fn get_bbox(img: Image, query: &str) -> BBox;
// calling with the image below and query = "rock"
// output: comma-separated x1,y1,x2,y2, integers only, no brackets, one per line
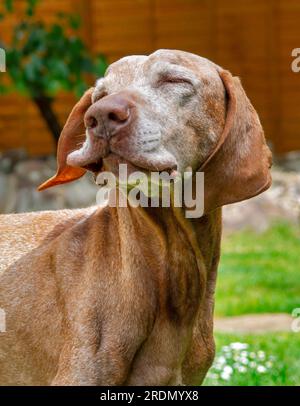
223,167,300,233
0,173,8,212
276,151,300,172
14,159,55,187
63,175,98,209
0,155,99,214
0,173,17,213
0,149,27,174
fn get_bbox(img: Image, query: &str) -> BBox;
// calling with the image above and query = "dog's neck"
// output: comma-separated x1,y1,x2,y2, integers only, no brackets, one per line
113,203,208,303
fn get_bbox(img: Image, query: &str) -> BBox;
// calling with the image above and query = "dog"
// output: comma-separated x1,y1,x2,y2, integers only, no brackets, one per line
0,49,272,385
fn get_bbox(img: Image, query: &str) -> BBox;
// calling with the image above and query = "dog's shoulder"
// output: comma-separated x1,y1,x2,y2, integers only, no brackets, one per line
0,206,98,274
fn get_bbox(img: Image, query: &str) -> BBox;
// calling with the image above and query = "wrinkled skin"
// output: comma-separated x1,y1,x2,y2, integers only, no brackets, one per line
0,50,271,385
68,50,225,175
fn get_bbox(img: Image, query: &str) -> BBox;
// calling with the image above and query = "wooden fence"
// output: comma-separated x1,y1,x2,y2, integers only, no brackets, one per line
0,0,300,155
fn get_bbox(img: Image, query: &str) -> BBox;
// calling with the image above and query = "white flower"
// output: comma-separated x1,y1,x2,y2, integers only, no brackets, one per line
240,357,249,365
207,372,218,380
207,342,276,385
215,363,225,371
257,365,267,373
220,366,233,381
220,372,231,380
229,342,249,351
217,356,226,365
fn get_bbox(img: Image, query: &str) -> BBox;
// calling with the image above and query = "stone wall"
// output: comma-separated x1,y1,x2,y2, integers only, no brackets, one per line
0,153,97,214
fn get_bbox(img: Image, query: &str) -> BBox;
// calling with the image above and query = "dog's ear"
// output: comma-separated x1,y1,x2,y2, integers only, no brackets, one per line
202,70,272,212
38,88,94,191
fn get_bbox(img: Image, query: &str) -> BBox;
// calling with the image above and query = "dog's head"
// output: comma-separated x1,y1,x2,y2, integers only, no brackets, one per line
39,49,272,212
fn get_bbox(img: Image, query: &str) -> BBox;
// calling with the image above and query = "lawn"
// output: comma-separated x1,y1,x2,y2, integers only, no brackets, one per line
205,223,300,386
215,223,300,317
204,332,300,386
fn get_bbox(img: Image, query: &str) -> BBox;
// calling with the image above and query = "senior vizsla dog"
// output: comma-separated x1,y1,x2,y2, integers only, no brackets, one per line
0,50,272,386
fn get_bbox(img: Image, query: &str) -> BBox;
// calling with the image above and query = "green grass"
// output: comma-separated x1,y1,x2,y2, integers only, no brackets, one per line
215,223,300,317
204,332,300,386
204,223,300,386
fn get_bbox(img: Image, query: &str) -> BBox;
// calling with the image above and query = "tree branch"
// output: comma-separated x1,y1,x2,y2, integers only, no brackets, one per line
32,95,62,144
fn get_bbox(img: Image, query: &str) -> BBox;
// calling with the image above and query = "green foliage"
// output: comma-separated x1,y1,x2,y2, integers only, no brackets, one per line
215,223,300,316
0,0,107,98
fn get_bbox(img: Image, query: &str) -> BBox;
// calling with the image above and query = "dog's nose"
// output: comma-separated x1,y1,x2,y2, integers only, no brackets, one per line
85,94,132,138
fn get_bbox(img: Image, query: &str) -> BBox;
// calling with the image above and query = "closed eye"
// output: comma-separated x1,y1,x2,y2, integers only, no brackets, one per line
157,75,194,88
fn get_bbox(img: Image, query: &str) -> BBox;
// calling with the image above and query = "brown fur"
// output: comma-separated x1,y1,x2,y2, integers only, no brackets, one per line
0,50,271,385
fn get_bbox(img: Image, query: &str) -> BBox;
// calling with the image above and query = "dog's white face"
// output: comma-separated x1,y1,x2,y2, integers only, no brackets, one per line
40,49,271,212
67,49,226,175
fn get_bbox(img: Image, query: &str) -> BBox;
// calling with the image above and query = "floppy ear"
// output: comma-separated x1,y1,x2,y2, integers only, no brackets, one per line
38,88,94,191
201,70,272,212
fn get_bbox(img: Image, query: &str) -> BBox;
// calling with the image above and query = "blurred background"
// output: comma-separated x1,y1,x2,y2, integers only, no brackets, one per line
0,0,300,386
